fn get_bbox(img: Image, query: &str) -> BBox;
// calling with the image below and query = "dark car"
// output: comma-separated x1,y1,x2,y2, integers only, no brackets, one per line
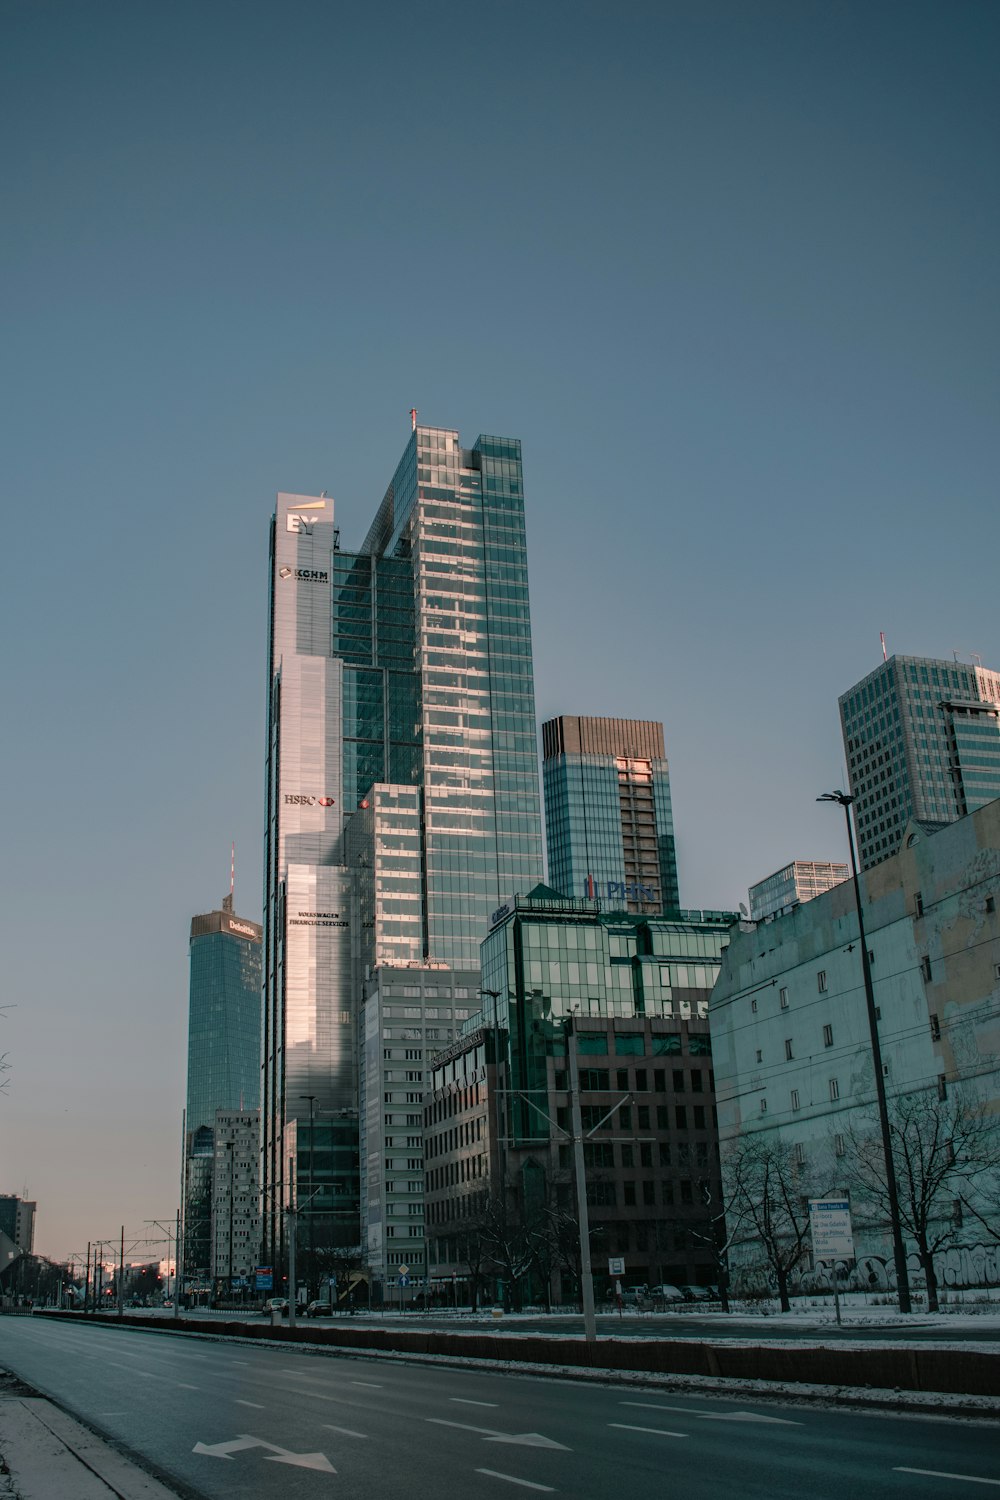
305,1300,333,1318
679,1284,713,1302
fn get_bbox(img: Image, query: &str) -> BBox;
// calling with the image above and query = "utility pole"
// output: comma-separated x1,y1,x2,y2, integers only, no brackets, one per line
818,791,912,1313
565,1014,597,1343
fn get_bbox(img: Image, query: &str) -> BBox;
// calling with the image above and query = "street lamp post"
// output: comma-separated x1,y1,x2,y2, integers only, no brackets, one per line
299,1095,317,1303
818,790,912,1313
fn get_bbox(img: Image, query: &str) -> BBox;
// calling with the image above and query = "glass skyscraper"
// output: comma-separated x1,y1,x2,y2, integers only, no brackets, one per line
542,715,679,914
262,425,543,1274
183,901,261,1278
839,654,1000,869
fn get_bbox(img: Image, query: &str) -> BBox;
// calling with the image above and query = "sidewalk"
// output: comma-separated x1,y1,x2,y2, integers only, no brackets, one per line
0,1374,182,1500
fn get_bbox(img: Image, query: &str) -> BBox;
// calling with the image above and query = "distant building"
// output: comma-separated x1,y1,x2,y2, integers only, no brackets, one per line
542,716,679,914
183,898,262,1279
748,860,848,922
711,798,1000,1292
839,653,1000,869
0,1196,35,1255
424,885,737,1302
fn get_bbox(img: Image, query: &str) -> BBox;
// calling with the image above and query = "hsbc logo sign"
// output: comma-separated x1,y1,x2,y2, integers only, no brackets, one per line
284,794,336,807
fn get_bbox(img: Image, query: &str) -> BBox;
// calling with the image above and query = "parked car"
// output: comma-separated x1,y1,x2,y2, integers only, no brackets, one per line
648,1284,686,1302
305,1300,333,1318
261,1298,289,1316
679,1284,713,1302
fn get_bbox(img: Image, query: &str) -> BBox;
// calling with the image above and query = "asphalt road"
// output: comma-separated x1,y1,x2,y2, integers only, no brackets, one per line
2,1317,998,1500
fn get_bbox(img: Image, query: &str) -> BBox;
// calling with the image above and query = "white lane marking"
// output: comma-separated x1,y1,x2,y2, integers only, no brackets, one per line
133,1371,156,1378
323,1424,369,1439
476,1471,555,1493
177,1384,199,1390
231,1360,250,1366
234,1400,266,1409
608,1423,687,1439
452,1398,500,1408
352,1381,383,1389
895,1469,1000,1488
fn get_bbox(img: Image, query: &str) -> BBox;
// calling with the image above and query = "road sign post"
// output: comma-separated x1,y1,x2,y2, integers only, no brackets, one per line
809,1198,855,1326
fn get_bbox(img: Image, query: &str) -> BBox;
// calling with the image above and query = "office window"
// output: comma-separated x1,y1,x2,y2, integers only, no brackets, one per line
817,971,827,993
823,1024,834,1048
779,987,789,1009
791,1089,800,1111
834,1134,845,1157
759,1098,767,1113
920,955,932,982
784,1039,793,1061
829,1078,840,1101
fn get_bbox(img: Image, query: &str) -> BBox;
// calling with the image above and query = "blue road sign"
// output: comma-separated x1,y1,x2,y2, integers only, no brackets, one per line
398,1274,410,1287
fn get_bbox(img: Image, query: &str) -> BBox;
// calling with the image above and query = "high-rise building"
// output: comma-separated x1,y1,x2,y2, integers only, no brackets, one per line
182,899,261,1279
839,654,1000,869
748,860,848,922
262,425,544,1279
542,716,679,913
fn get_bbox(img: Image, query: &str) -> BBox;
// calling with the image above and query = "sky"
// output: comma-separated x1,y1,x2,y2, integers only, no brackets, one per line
3,0,997,1264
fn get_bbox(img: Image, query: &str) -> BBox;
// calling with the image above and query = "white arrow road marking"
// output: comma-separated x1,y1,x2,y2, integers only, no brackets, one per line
608,1423,687,1439
487,1435,569,1451
476,1471,555,1493
193,1435,335,1471
895,1468,1000,1488
426,1419,569,1451
698,1412,803,1425
620,1401,801,1425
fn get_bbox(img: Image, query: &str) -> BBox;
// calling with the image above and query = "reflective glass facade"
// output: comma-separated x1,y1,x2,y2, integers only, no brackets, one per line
183,907,261,1278
542,716,679,914
263,429,543,1277
839,655,1000,869
748,860,848,922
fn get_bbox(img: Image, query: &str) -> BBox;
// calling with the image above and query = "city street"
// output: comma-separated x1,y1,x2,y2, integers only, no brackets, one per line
1,1316,997,1499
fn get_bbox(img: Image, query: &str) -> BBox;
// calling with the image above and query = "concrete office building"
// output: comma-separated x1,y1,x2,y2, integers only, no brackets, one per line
210,1110,261,1292
183,900,261,1279
262,425,544,1273
543,716,679,915
425,885,736,1301
748,860,848,923
710,799,1000,1292
839,653,1000,869
359,965,478,1291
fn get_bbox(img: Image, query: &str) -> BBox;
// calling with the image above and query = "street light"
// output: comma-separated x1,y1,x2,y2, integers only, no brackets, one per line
818,790,912,1313
299,1095,317,1303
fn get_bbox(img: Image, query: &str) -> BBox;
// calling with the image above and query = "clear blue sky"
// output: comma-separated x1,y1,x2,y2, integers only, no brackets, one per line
3,0,997,1261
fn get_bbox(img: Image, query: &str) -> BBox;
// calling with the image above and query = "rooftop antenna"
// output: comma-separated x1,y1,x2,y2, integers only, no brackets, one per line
222,843,235,913
410,408,417,432
880,631,888,662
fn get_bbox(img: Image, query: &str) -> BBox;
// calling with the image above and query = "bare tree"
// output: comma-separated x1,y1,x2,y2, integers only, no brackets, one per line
691,1175,745,1312
726,1135,812,1312
848,1088,994,1312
